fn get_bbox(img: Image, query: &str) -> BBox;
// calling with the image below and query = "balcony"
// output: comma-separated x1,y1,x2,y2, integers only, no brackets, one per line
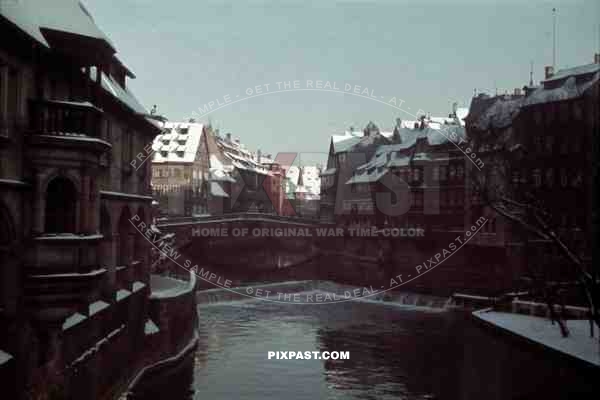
26,99,111,155
24,234,107,322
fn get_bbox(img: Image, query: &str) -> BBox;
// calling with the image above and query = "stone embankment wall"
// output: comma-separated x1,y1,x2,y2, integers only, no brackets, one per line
123,272,198,399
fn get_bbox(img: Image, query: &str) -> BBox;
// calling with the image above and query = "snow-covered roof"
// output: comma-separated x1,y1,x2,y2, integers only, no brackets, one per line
152,122,203,164
469,96,523,131
332,134,363,153
352,132,392,149
0,0,115,50
346,167,388,184
543,63,600,83
413,152,432,162
523,72,599,107
89,68,147,115
387,156,411,167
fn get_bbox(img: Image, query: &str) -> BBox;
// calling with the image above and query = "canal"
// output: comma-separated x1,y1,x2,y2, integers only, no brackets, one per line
145,281,597,400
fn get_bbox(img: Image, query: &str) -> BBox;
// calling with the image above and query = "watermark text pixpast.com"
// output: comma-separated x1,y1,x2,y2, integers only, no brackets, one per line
268,351,349,360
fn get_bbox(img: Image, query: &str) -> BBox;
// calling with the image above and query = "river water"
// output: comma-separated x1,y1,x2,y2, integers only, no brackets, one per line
149,282,598,400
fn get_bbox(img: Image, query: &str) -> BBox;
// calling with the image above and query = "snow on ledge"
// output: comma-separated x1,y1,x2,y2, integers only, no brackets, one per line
89,300,110,316
62,312,87,331
132,281,146,292
474,310,600,368
0,349,14,365
144,319,160,335
150,273,195,300
116,289,132,301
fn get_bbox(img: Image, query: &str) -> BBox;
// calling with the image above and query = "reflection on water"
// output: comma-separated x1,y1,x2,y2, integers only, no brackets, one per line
151,283,598,400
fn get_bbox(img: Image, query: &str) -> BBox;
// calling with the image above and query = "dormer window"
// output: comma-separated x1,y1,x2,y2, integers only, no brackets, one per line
160,151,168,157
163,140,170,145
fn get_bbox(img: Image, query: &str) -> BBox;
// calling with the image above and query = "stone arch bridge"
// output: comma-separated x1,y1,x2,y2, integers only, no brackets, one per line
152,213,510,296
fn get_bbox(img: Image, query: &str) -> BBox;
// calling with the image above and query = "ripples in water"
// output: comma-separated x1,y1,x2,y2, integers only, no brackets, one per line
146,282,599,400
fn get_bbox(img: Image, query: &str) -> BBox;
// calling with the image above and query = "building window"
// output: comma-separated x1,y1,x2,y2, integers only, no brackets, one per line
572,171,582,187
45,177,77,233
432,166,439,181
533,136,542,152
0,65,6,134
559,103,570,123
117,207,133,266
104,118,112,142
532,169,541,187
545,168,554,187
545,106,555,125
534,110,543,126
470,190,480,205
439,166,447,181
512,170,520,184
573,137,581,153
457,166,464,179
413,168,420,181
7,67,19,119
560,169,568,187
412,191,423,208
441,190,448,206
122,129,133,169
573,102,583,120
0,65,20,137
545,136,554,153
560,139,569,154
457,189,464,205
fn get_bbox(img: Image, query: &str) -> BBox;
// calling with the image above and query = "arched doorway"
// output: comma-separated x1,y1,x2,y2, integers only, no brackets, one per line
45,177,77,233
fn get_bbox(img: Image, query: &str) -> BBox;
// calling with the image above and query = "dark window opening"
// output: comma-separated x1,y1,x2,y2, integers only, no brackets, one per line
45,177,77,233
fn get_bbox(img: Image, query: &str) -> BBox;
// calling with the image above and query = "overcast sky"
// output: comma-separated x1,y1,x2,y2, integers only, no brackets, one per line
85,0,599,164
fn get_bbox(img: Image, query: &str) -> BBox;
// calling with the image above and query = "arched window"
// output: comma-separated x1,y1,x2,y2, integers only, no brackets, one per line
117,207,133,266
99,205,112,266
134,207,146,263
45,177,77,233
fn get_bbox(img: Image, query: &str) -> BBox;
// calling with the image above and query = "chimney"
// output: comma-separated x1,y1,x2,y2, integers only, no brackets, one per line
257,149,262,162
595,53,600,64
235,138,240,144
226,133,232,142
544,65,554,79
513,87,522,96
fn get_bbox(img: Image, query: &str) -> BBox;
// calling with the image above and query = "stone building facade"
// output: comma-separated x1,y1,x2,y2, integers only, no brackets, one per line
0,2,163,398
465,57,599,297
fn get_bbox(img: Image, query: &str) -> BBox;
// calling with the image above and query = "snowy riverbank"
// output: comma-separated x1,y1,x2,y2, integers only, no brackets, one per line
473,309,600,368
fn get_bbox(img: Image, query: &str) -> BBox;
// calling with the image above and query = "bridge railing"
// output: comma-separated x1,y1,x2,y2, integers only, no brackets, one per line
156,212,327,227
